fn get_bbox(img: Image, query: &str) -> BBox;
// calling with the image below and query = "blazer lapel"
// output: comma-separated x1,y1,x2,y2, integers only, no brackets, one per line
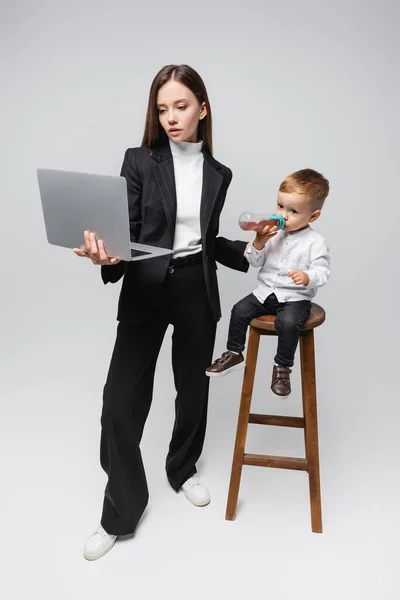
151,144,177,237
200,152,224,239
151,142,224,240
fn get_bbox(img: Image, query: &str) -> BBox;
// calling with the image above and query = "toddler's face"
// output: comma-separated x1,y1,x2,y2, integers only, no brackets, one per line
276,191,320,232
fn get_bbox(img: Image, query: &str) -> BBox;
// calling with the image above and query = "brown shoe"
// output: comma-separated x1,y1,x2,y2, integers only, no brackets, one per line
271,364,292,397
206,351,245,377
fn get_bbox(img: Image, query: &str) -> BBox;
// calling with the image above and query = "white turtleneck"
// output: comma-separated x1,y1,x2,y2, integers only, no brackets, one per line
169,138,203,258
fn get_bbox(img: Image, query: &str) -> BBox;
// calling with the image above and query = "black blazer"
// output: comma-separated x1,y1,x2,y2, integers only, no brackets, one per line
101,142,249,324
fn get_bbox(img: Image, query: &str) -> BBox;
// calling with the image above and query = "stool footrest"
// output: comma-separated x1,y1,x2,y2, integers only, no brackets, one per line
249,414,305,428
243,453,308,471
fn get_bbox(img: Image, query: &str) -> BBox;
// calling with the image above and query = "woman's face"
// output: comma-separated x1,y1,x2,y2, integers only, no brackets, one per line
157,80,207,143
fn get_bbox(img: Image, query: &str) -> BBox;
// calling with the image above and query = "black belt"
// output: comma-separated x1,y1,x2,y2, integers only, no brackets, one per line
169,251,203,269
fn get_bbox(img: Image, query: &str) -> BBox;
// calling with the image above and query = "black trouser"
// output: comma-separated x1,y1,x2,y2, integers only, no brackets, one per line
99,260,216,535
227,293,311,367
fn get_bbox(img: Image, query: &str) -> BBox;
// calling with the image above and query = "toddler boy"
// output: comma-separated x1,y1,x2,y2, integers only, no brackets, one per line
206,169,330,397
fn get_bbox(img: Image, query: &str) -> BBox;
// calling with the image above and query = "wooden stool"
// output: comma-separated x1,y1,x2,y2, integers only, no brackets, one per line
225,302,325,533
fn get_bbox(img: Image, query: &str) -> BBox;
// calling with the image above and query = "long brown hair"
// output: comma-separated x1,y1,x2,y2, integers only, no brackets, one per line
141,64,213,154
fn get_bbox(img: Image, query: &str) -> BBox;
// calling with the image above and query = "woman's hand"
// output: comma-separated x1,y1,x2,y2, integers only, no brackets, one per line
253,224,278,251
73,231,121,265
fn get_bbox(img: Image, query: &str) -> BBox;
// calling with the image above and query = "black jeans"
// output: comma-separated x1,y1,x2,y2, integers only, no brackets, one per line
100,262,216,535
227,293,311,367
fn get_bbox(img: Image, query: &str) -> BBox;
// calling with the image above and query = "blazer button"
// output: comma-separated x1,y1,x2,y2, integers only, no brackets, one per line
168,267,174,274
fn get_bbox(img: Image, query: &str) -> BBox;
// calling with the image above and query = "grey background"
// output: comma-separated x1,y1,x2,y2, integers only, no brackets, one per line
1,0,399,598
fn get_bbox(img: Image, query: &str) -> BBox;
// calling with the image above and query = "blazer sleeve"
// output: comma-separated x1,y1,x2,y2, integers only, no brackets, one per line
101,148,142,285
215,167,249,272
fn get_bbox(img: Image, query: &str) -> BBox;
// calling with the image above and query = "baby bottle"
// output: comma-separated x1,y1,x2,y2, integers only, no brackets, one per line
238,212,285,232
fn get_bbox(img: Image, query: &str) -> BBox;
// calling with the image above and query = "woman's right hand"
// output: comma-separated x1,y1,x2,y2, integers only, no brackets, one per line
73,231,121,265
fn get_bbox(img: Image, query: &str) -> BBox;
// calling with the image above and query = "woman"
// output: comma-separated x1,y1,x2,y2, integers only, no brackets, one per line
74,64,248,561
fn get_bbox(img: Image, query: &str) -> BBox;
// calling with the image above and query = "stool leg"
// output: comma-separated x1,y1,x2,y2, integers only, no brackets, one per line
225,326,260,520
300,330,323,533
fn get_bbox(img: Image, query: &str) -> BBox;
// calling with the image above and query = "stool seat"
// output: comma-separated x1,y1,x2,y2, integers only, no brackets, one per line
250,302,325,333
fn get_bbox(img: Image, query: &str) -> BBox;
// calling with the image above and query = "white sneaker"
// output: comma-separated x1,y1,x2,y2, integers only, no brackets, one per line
83,524,117,561
181,475,211,507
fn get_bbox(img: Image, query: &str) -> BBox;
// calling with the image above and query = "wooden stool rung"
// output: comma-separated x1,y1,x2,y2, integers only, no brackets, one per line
243,453,308,471
249,414,305,428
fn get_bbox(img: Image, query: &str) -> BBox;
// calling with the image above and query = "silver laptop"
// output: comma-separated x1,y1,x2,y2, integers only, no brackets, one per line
37,168,173,262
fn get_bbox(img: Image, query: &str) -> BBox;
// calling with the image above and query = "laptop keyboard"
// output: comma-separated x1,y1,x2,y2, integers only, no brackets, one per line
131,248,152,258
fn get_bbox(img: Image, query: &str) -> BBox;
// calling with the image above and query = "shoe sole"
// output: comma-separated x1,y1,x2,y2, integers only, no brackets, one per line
83,537,117,561
270,388,291,398
205,361,245,377
182,490,211,507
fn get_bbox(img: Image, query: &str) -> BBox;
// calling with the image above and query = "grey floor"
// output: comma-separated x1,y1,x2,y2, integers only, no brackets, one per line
1,309,397,600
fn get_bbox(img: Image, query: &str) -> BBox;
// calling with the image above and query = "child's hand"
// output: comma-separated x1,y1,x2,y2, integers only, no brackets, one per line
253,224,278,250
288,270,310,286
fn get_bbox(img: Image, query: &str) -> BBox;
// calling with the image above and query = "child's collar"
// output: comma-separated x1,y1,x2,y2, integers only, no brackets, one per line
284,224,311,237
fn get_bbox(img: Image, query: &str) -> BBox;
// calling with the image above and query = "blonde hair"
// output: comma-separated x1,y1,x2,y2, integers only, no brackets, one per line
279,169,329,210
